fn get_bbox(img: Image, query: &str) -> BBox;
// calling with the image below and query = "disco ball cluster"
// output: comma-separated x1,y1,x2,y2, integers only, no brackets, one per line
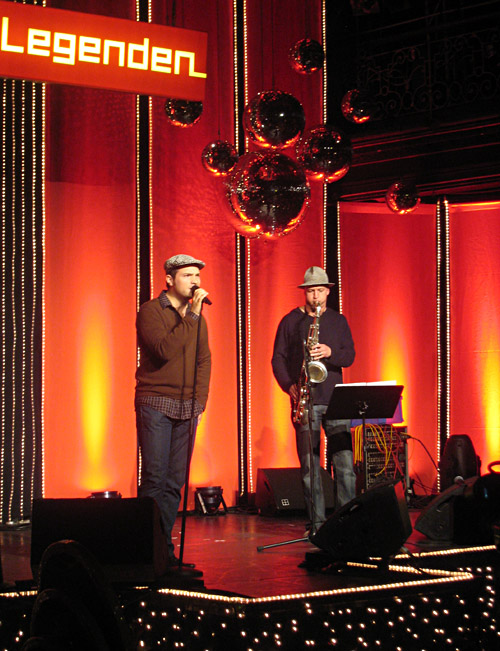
220,87,354,239
163,32,419,241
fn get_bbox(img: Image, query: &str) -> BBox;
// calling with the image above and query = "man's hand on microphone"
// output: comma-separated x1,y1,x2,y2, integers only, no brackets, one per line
191,286,210,314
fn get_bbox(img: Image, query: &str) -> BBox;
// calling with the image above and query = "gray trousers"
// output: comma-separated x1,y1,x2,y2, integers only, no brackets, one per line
294,405,356,533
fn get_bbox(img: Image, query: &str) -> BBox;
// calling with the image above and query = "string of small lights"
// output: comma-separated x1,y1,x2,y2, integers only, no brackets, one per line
8,79,19,522
1,546,496,649
234,0,249,501
321,0,327,271
0,68,43,524
121,563,488,650
436,197,451,492
40,77,46,498
0,79,7,523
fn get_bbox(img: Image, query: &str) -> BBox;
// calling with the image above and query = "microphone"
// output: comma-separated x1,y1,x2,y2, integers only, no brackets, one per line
191,286,212,305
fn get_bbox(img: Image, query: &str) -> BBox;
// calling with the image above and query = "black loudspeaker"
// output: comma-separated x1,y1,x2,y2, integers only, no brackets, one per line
415,473,500,544
414,479,471,541
311,480,412,560
439,434,480,490
255,467,335,516
31,497,168,583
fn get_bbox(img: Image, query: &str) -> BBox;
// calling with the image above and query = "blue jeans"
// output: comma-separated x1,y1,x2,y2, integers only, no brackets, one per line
136,405,196,556
295,405,356,532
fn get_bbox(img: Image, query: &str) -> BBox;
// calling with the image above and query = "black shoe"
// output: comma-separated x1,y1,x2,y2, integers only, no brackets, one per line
305,522,325,538
168,554,196,569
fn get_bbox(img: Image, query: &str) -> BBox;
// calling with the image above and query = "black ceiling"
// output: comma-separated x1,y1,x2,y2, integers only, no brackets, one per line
326,0,500,203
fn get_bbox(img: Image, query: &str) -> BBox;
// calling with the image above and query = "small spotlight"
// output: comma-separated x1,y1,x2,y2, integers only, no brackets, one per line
195,486,227,516
88,491,122,499
439,434,480,490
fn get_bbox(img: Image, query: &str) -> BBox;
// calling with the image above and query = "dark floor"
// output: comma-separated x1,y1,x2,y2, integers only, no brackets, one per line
2,505,499,651
1,505,446,598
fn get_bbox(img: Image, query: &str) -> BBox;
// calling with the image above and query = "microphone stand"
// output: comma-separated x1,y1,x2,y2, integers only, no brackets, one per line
257,342,318,552
178,301,203,570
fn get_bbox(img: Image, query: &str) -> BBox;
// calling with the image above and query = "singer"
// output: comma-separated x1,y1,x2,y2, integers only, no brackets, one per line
135,253,211,567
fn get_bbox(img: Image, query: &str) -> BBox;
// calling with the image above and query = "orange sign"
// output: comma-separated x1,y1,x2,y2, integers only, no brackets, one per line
0,1,207,99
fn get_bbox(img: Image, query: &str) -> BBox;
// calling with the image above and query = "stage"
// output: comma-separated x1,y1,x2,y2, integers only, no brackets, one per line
0,505,498,650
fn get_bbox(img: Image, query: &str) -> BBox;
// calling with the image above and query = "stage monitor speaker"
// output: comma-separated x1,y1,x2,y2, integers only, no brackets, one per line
416,473,500,544
31,497,167,583
311,480,412,561
255,467,335,516
414,479,470,541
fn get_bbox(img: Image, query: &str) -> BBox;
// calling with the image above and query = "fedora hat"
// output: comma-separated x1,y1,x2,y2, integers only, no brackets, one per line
298,266,334,288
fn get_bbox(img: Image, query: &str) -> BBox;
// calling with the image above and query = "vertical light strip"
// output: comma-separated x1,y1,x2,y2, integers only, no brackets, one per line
246,240,253,493
321,0,327,124
135,93,141,318
444,199,451,451
30,82,38,510
233,0,240,152
147,0,153,298
20,79,27,516
40,0,47,501
243,0,254,493
243,0,249,115
135,0,141,315
336,202,343,314
436,198,451,491
40,80,46,498
149,95,153,297
8,82,17,521
320,0,328,469
233,0,246,497
436,200,442,478
321,0,327,269
1,80,6,522
235,237,244,494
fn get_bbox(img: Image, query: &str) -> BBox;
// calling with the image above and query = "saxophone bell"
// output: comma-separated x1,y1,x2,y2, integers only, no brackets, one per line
307,303,327,384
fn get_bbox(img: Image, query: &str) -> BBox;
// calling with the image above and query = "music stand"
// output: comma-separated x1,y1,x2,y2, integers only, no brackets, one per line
325,384,404,442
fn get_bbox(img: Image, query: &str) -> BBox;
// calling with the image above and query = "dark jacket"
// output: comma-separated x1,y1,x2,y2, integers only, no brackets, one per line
271,307,355,405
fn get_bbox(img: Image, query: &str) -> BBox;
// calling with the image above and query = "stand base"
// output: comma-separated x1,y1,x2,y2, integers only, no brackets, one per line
257,536,311,552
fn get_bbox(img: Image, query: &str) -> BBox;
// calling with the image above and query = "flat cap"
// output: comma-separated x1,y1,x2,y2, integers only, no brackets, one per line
164,254,206,275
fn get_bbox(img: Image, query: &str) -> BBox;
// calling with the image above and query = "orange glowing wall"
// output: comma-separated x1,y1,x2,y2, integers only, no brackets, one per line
43,1,138,498
339,202,438,494
44,92,138,496
449,202,500,472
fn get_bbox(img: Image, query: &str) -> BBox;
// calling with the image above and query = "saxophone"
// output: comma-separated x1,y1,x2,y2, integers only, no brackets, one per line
292,303,328,425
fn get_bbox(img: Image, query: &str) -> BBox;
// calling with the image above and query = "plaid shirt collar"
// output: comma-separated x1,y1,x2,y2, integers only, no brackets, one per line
159,289,193,314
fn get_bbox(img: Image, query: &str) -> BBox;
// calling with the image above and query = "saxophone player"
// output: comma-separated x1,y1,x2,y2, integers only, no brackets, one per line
271,266,356,536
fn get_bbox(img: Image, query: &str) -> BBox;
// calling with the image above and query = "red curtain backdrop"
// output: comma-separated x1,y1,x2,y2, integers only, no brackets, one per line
43,3,500,507
44,1,137,497
244,0,325,488
339,202,438,495
150,0,239,505
450,202,500,472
